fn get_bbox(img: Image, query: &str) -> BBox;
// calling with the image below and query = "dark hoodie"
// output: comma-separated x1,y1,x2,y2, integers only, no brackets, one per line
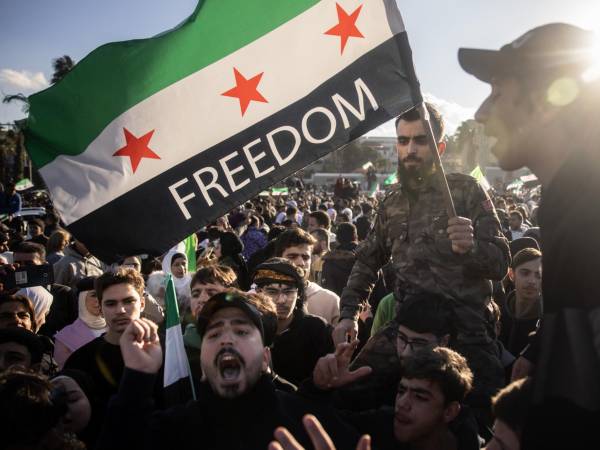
500,289,542,356
321,242,358,296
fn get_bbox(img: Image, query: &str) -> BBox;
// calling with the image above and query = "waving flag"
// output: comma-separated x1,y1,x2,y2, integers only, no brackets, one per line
25,0,422,262
164,274,195,404
469,166,491,191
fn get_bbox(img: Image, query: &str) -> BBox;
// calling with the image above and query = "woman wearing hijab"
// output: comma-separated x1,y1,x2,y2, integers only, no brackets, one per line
216,231,250,290
17,285,53,330
161,249,192,312
53,277,106,369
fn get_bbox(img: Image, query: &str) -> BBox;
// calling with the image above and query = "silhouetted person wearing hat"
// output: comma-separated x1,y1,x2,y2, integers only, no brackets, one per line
460,22,600,450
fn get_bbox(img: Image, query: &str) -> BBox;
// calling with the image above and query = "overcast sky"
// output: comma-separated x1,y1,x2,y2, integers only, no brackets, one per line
2,0,600,134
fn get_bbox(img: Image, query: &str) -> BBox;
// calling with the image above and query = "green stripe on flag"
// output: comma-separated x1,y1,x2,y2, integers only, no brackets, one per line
26,0,319,168
165,274,181,329
184,233,198,273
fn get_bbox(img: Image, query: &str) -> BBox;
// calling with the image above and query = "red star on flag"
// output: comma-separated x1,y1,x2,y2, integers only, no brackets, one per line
324,3,364,54
221,68,268,116
113,128,161,173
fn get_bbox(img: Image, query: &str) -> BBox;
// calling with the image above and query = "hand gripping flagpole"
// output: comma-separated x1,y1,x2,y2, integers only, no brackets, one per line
418,102,457,218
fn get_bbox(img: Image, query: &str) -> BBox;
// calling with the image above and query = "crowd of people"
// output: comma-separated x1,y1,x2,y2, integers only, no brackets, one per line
0,21,598,450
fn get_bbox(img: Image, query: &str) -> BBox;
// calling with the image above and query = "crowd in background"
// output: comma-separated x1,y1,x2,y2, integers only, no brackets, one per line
0,172,541,449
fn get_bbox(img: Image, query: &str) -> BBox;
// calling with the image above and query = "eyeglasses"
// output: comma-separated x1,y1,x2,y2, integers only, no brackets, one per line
396,332,434,352
263,287,299,298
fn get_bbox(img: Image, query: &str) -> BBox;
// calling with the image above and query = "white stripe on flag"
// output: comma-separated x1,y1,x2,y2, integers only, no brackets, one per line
41,0,403,225
164,324,191,387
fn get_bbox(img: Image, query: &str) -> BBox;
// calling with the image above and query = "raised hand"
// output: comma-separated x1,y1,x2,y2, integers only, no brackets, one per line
313,341,372,390
119,318,163,374
269,415,371,450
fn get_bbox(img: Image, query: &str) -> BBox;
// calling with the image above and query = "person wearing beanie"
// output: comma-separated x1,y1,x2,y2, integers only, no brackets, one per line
53,276,106,369
253,258,334,385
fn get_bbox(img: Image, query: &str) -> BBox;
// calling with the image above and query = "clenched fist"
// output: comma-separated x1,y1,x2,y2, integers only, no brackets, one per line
120,318,163,374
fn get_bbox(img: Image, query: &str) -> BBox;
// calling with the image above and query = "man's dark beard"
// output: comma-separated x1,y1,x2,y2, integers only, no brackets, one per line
397,156,434,186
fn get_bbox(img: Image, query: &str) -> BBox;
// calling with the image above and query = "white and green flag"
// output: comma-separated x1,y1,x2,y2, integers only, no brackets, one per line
164,274,195,404
25,0,422,262
470,165,491,191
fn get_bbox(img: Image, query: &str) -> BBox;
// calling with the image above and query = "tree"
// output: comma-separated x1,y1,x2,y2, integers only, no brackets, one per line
1,95,29,182
454,120,478,172
51,55,75,84
2,93,28,113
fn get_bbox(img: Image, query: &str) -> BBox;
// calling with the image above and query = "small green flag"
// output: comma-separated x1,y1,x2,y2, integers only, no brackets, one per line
184,233,198,273
469,166,491,191
384,172,397,185
15,178,33,191
272,187,289,195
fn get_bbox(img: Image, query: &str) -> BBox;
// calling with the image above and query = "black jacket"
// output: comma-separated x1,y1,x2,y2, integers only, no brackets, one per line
321,243,357,297
271,310,334,385
522,150,600,450
499,290,541,356
97,370,359,450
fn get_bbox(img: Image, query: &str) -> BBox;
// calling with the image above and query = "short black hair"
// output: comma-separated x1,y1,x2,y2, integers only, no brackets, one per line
0,328,43,365
336,223,357,244
95,267,145,302
395,102,445,142
396,293,455,339
309,211,331,229
274,228,316,256
13,241,46,262
191,265,237,288
401,347,473,404
511,248,542,270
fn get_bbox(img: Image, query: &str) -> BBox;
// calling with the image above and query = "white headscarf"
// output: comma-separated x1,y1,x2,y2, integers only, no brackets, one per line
78,290,106,330
161,246,192,292
17,286,53,328
161,246,192,311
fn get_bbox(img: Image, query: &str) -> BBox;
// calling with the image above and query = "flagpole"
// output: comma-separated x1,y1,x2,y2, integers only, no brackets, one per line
418,103,457,218
186,354,197,401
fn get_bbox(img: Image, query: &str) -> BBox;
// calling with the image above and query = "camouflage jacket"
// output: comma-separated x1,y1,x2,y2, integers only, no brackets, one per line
340,173,510,338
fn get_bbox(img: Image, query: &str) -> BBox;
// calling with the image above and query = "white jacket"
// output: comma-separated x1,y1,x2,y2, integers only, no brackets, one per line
305,281,340,325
